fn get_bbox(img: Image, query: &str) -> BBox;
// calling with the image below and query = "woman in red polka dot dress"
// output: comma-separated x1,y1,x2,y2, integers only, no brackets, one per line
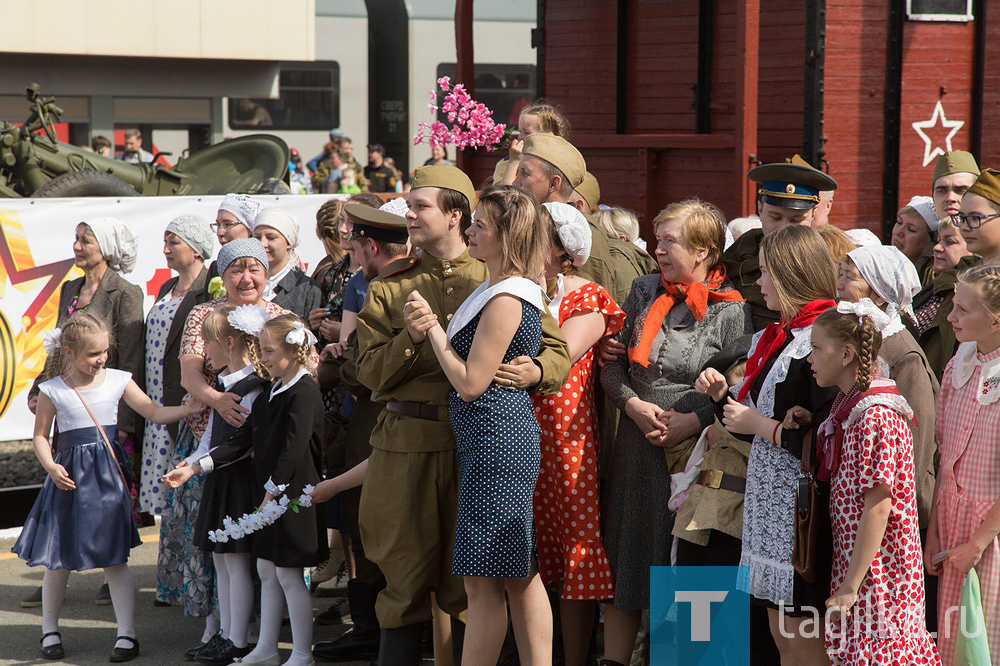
532,203,625,666
801,302,939,665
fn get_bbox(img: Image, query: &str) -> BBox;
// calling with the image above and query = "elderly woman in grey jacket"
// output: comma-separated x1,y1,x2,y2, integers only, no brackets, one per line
599,200,751,666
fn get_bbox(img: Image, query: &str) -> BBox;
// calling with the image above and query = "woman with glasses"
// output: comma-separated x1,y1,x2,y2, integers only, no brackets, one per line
908,171,1000,381
205,194,262,296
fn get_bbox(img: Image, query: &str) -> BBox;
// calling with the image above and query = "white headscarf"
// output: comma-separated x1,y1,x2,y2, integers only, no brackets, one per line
218,193,262,231
906,195,940,232
83,217,138,274
253,207,300,253
542,202,592,266
846,245,921,338
843,228,881,247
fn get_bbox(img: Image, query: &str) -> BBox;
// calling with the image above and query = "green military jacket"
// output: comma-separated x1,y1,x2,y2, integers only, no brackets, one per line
356,249,571,453
606,236,658,306
722,229,779,331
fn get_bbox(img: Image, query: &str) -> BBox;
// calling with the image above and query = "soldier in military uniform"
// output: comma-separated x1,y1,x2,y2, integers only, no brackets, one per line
313,204,410,663
723,156,839,331
355,165,571,665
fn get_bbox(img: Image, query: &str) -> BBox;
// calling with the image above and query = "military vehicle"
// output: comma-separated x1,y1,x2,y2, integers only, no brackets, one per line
0,84,290,198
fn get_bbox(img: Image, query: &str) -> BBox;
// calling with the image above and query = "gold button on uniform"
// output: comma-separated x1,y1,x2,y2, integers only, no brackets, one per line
444,269,452,275
404,348,413,357
446,287,454,294
446,314,453,321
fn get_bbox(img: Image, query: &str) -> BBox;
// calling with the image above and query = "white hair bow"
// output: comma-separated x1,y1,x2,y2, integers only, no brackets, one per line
836,298,892,332
43,328,63,354
228,305,272,336
285,321,318,347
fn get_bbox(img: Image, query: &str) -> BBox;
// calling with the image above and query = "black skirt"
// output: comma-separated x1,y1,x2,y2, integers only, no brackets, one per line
193,456,258,554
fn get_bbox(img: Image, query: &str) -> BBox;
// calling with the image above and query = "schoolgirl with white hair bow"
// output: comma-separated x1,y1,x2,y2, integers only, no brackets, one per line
169,311,325,666
788,301,941,663
835,244,939,533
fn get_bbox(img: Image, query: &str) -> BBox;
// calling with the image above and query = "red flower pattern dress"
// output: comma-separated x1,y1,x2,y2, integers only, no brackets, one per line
826,402,941,665
532,282,625,600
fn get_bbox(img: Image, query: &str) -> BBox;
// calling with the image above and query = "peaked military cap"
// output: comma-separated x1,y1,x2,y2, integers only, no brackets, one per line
748,154,838,210
346,203,409,244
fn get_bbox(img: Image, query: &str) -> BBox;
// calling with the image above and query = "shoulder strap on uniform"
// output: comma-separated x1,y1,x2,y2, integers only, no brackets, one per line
380,256,418,279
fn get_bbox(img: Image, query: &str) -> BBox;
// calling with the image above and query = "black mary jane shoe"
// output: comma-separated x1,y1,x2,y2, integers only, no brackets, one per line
109,635,139,663
40,631,65,660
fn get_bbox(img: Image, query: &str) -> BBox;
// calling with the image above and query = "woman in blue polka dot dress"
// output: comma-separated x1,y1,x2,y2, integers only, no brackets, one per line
407,185,553,665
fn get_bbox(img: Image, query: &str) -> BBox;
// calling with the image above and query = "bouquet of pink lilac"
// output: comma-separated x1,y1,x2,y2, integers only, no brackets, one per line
208,484,316,543
413,76,507,151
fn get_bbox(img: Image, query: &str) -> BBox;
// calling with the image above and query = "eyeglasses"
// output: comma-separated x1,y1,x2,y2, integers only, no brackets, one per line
210,221,242,232
950,212,1000,229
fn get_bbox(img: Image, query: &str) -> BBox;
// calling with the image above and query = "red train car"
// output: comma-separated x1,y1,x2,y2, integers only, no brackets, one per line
461,0,991,241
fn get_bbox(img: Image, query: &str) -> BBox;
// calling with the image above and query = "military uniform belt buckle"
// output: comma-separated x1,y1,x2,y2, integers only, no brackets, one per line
699,469,724,489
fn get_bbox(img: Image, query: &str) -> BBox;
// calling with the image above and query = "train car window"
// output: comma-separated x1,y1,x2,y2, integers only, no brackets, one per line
906,0,973,21
229,62,340,130
435,64,536,128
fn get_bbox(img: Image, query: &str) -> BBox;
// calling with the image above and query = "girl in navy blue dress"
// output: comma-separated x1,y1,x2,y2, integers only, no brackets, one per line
164,304,268,663
168,313,327,666
407,185,553,666
13,314,199,662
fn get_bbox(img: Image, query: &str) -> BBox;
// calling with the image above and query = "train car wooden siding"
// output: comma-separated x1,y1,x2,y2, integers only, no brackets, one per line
461,0,988,240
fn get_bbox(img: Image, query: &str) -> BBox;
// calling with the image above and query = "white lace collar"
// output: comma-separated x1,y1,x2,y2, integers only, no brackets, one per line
446,276,546,339
950,341,1000,405
220,364,255,390
269,368,309,401
882,313,905,339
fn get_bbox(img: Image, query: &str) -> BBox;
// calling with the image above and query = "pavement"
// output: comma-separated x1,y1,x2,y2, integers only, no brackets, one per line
0,524,404,665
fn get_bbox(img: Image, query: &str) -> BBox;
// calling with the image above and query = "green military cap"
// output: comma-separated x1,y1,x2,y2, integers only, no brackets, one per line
411,164,477,210
967,168,1000,208
522,134,587,189
748,155,838,210
933,150,981,185
346,203,409,244
575,171,601,212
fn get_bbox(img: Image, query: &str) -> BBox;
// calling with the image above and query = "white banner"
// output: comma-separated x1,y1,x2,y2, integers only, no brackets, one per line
0,194,348,441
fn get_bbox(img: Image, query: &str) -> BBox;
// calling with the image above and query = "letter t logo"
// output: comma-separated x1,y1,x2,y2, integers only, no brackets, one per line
675,590,729,641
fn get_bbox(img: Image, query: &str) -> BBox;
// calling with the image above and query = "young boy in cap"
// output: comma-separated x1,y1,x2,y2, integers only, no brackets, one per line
722,155,839,330
354,165,570,664
932,149,981,219
313,203,410,663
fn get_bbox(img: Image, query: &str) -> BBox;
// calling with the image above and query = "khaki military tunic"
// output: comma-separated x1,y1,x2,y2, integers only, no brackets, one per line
356,249,570,628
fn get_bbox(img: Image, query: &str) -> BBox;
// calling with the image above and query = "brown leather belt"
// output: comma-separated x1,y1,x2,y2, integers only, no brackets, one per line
697,469,746,494
385,400,448,422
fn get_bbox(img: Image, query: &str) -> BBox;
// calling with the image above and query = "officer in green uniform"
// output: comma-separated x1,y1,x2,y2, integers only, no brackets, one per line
723,156,839,331
313,204,410,662
355,165,571,664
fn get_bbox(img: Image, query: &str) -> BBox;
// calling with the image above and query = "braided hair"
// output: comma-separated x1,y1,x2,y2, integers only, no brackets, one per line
201,305,270,380
260,313,318,377
814,308,882,391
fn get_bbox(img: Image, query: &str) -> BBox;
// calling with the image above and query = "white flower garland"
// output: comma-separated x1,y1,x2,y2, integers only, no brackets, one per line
208,484,315,543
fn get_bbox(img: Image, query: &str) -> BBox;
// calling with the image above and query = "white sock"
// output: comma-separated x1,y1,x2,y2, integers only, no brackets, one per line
202,613,221,644
213,553,232,640
223,553,254,649
103,564,136,650
42,568,71,647
275,566,313,666
242,559,283,662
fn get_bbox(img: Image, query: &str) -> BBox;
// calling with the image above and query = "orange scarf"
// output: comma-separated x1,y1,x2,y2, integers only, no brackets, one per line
628,265,744,367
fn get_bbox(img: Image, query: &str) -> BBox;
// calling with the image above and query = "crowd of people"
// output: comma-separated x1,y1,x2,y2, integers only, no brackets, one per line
11,98,1000,666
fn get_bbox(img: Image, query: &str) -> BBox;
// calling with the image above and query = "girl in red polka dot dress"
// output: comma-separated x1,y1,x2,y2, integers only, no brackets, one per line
797,300,940,665
531,203,625,666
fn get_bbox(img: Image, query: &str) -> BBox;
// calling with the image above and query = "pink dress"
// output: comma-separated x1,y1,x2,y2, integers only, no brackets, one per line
532,282,624,600
825,396,940,665
935,342,1000,664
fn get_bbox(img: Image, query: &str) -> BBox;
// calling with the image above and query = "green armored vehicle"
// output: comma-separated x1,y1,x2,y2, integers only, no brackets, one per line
0,84,290,198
